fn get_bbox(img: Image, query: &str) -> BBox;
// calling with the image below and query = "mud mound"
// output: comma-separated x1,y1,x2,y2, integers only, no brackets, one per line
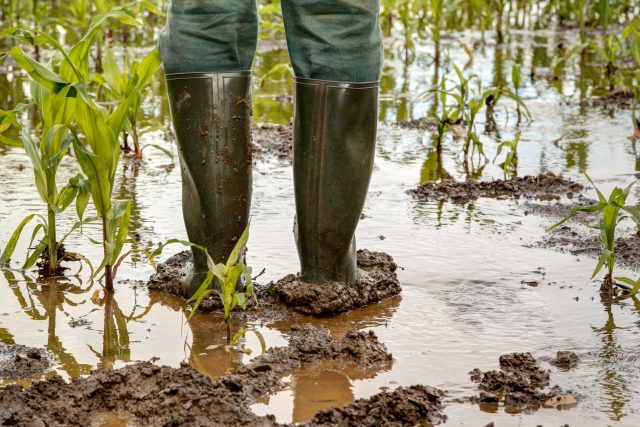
269,250,401,316
147,250,191,296
0,344,51,381
251,324,393,373
580,90,635,110
252,124,293,163
389,119,437,130
307,385,446,426
551,351,579,369
408,172,583,204
469,352,575,411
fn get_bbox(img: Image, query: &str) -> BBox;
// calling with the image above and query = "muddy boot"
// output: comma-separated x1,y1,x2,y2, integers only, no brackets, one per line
165,72,253,297
293,77,378,284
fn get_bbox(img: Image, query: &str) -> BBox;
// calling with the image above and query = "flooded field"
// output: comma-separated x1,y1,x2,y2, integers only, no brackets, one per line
2,4,640,426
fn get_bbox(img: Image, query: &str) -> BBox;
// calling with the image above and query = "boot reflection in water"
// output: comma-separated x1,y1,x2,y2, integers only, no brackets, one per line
159,1,382,292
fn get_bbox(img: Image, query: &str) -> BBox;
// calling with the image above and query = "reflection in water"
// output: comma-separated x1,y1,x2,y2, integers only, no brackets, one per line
1,269,93,377
593,304,629,422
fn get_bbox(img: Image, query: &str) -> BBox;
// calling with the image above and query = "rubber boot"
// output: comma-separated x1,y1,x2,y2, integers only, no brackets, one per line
165,72,252,297
293,77,378,284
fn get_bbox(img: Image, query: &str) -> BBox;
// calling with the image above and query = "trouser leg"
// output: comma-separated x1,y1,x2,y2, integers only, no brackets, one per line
159,1,257,296
282,0,383,284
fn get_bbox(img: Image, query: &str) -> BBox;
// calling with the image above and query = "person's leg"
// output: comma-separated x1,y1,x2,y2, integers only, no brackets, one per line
281,0,383,284
159,1,257,296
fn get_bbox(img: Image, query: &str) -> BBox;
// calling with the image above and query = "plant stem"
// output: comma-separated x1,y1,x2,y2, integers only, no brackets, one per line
226,320,231,345
47,205,57,276
102,217,114,293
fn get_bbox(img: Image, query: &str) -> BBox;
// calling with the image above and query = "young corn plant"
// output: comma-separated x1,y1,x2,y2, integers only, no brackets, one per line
548,174,637,296
186,225,264,350
511,63,523,125
493,131,521,179
95,49,162,158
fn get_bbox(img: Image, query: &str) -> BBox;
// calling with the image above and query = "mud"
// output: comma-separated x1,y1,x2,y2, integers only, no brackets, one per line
408,172,583,204
550,351,579,370
533,225,640,272
307,385,446,426
469,353,574,411
269,250,402,316
580,90,635,110
0,343,51,381
252,124,293,164
389,119,437,130
0,325,412,426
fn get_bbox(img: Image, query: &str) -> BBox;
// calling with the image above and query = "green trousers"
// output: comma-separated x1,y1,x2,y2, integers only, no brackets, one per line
159,0,383,82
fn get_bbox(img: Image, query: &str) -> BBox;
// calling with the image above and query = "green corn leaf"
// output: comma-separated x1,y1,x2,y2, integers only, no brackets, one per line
0,214,36,265
8,46,70,93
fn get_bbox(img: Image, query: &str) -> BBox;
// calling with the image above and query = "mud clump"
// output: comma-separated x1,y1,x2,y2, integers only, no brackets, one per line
0,325,398,426
0,344,51,381
250,324,393,373
269,250,401,316
307,385,447,426
408,172,583,204
580,90,635,110
147,250,191,296
469,352,574,411
252,124,293,163
551,351,579,369
389,119,437,130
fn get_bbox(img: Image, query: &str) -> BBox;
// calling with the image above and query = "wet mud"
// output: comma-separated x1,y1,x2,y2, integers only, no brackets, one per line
469,353,576,412
269,250,402,316
307,385,446,426
580,90,635,110
0,343,51,382
388,119,437,130
408,172,584,204
550,351,579,370
0,324,440,426
148,249,401,318
252,125,293,164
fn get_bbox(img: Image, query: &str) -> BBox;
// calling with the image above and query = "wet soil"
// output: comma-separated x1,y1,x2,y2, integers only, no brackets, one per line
580,90,635,110
550,351,579,370
0,344,51,381
269,250,402,316
469,353,575,412
0,324,444,427
148,249,401,318
306,385,446,426
408,172,584,204
252,125,293,164
388,119,438,130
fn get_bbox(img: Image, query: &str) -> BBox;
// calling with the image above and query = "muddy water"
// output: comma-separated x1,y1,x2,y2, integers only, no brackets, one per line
1,29,640,426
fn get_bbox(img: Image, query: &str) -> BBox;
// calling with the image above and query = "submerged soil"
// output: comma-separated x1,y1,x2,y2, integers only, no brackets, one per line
0,324,445,426
408,172,584,204
0,343,51,382
147,249,401,317
469,353,576,412
252,125,293,164
580,90,635,110
270,250,401,316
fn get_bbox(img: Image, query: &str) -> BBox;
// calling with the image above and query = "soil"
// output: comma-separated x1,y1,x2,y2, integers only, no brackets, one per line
148,249,401,318
0,343,51,381
388,119,438,130
306,385,447,426
550,351,579,370
0,324,444,427
252,125,293,164
580,90,635,110
408,172,584,204
469,353,575,411
269,250,402,316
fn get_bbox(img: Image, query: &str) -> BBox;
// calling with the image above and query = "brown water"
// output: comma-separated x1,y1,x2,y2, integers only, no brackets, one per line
1,29,640,426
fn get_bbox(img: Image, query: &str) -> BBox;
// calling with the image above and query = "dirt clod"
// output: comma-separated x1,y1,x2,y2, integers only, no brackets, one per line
551,351,579,369
252,125,293,163
269,250,401,316
0,343,51,381
469,352,573,411
306,385,447,426
580,90,635,110
408,172,583,204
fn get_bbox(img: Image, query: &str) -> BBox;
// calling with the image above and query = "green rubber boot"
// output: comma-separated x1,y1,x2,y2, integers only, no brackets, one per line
165,72,253,297
293,77,379,285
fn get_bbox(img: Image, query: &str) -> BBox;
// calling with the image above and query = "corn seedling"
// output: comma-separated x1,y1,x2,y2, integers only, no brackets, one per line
95,48,162,158
548,174,637,296
186,225,264,351
511,63,523,125
493,131,521,179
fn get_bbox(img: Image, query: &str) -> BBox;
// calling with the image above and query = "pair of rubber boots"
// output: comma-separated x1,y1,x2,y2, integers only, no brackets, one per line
166,72,378,297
